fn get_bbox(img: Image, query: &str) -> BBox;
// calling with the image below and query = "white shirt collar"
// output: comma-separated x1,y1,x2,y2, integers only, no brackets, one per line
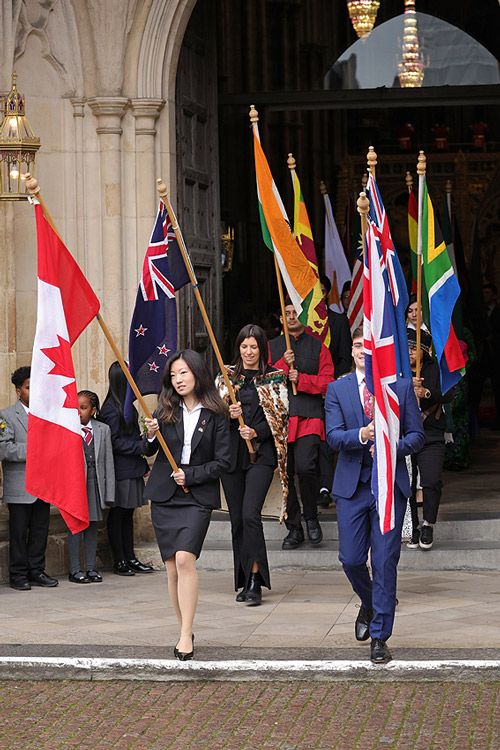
181,402,203,416
355,368,365,386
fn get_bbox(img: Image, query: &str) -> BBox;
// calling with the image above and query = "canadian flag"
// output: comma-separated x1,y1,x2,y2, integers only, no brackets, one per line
26,203,100,533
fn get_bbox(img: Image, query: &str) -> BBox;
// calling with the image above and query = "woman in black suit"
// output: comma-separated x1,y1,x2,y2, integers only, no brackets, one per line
100,362,154,576
145,349,230,660
217,325,288,606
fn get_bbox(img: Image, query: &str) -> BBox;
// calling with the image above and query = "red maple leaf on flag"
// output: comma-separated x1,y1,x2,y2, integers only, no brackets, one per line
41,335,78,409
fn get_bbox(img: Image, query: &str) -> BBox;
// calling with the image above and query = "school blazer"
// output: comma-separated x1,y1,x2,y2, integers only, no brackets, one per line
144,408,231,509
0,401,36,504
85,420,116,510
325,372,424,500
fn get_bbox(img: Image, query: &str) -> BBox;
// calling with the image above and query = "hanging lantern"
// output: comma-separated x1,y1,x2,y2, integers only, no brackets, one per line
398,0,425,88
0,72,40,200
347,1,380,39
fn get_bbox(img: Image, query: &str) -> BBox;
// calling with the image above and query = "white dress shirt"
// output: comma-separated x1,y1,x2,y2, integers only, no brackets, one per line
81,419,94,439
180,402,203,464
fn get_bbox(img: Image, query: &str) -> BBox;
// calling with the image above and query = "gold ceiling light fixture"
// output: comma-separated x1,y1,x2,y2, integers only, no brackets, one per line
347,0,381,39
0,72,41,200
398,0,425,88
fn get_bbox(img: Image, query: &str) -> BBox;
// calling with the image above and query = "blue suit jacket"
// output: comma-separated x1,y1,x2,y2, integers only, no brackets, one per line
325,372,425,499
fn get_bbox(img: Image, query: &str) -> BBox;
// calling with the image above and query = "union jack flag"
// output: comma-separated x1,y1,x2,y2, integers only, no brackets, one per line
124,200,189,420
363,219,400,534
366,173,411,379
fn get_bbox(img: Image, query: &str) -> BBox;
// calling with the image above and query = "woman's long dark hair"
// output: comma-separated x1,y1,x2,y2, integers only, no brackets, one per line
101,361,136,433
157,349,228,423
231,324,269,381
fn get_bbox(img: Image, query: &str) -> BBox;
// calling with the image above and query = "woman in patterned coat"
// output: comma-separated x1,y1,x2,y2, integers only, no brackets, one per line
217,324,288,606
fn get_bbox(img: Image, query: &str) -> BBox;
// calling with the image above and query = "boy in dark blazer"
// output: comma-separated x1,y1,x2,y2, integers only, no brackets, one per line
0,367,58,590
325,329,424,663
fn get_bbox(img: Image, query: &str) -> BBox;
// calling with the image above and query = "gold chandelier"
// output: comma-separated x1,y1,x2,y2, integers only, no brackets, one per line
398,0,425,88
0,72,40,200
347,0,380,39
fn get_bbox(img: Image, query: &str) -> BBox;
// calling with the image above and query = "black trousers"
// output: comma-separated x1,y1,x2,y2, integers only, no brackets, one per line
318,440,334,492
107,507,135,563
410,442,446,527
8,499,51,582
222,464,274,590
286,434,321,528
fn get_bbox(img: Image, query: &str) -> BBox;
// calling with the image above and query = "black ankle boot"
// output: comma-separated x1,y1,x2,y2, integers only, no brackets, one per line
245,572,262,606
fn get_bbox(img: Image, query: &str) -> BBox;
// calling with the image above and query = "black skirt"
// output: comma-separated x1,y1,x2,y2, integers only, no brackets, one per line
150,488,212,561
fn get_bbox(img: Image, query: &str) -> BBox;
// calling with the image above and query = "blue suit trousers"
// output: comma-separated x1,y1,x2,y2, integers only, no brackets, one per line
335,482,407,641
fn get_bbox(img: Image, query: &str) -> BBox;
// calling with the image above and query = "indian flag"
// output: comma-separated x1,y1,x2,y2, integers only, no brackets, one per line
291,169,329,344
421,178,465,392
252,125,317,321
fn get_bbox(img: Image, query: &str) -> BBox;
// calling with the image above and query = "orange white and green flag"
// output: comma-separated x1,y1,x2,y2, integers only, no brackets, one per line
252,126,317,323
290,168,330,345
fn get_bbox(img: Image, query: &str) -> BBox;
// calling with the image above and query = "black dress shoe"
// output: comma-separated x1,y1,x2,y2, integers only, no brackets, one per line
127,558,154,573
371,638,392,664
305,518,323,546
317,489,333,508
236,588,248,602
10,579,31,591
113,560,135,576
174,634,194,661
282,526,305,550
86,570,103,583
68,571,91,584
355,605,373,642
29,571,58,587
245,573,262,606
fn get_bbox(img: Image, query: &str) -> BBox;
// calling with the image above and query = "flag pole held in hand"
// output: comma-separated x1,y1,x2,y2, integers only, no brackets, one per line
156,178,257,463
24,174,188,492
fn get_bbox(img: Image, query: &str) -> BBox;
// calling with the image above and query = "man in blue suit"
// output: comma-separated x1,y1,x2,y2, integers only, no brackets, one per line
325,328,424,664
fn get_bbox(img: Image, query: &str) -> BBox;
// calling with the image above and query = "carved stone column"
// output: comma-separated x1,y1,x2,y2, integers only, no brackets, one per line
130,98,164,274
0,202,17,406
88,96,128,356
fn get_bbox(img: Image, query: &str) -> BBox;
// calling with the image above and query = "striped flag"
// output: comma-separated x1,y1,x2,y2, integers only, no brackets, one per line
408,188,418,295
323,191,351,314
367,173,411,379
346,209,363,334
363,218,400,535
252,127,317,321
421,178,465,392
291,170,329,344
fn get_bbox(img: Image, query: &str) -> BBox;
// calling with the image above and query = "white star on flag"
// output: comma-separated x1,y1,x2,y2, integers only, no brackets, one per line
157,344,170,356
134,324,148,337
148,361,159,372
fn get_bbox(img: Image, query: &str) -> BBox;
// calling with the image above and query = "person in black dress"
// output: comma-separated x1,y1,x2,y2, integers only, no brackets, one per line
217,324,288,606
100,362,154,576
144,349,230,660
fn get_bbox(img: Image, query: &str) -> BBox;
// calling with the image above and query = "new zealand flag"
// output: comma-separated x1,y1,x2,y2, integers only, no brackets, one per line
124,200,189,420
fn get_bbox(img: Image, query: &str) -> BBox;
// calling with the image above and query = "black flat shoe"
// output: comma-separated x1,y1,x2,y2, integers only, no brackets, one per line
68,571,91,584
245,572,262,606
86,569,103,582
29,571,59,587
127,558,154,573
113,561,135,576
236,588,248,602
10,579,31,591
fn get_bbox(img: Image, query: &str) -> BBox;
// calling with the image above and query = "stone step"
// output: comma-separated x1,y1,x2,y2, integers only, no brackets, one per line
206,516,500,543
136,539,500,572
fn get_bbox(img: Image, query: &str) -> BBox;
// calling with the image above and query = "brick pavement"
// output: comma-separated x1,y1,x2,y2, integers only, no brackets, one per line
1,679,499,750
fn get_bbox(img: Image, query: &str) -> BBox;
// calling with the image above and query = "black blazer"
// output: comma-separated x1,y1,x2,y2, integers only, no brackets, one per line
99,401,149,482
144,408,231,508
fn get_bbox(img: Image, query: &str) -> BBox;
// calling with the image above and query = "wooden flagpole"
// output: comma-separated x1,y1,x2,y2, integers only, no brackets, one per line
367,146,377,182
249,104,296,395
24,174,187,490
155,179,257,460
415,150,427,384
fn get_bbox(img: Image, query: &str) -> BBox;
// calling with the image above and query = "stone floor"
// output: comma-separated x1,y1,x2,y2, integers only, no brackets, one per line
1,567,500,659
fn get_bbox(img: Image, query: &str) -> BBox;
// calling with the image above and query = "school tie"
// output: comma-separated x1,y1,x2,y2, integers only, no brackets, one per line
82,426,93,446
362,381,374,420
